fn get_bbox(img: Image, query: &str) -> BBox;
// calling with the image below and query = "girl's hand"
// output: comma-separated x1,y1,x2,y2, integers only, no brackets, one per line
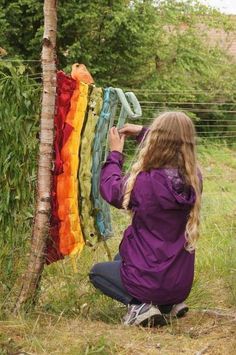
109,127,125,153
118,123,143,137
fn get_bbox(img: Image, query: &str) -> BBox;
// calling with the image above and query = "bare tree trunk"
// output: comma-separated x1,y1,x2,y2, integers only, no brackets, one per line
14,0,57,312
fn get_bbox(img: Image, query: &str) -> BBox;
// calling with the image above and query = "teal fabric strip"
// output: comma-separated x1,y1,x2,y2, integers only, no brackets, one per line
91,87,142,240
91,88,117,239
116,89,142,128
104,89,142,161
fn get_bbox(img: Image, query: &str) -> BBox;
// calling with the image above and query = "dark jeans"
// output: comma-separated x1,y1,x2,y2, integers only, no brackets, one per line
89,253,133,305
89,253,173,313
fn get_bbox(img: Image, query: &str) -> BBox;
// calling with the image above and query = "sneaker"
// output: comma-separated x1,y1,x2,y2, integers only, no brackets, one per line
170,302,189,318
123,303,167,327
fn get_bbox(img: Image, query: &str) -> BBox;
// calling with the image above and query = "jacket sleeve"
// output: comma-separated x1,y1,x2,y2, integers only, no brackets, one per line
99,150,126,209
135,126,149,144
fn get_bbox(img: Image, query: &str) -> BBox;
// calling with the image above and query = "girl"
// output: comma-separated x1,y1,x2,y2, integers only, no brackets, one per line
89,111,202,326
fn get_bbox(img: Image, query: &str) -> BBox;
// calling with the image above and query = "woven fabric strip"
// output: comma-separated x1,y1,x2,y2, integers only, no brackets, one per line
91,88,118,239
79,87,103,245
47,71,76,264
57,81,89,256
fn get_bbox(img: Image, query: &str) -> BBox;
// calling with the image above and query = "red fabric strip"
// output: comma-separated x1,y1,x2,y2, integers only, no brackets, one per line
46,71,76,264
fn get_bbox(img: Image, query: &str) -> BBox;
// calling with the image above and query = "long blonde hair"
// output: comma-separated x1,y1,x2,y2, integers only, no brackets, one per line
122,111,201,252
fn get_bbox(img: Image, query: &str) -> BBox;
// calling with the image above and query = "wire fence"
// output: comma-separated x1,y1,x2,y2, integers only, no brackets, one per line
119,92,236,232
0,70,235,235
0,68,235,141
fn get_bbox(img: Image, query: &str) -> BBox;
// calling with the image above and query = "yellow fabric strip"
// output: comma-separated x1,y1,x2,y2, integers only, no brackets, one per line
68,81,89,256
79,87,103,245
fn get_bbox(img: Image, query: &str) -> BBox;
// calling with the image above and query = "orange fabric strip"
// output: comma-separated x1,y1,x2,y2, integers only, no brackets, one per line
57,80,89,256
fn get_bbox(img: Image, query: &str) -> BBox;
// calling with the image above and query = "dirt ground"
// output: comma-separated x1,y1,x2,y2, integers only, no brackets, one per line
0,309,236,354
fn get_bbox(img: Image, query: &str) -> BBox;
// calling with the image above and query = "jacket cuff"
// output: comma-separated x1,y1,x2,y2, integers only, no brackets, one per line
107,150,124,164
136,126,149,143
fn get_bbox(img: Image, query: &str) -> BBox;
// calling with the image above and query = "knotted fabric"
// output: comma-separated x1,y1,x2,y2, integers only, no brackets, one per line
104,89,142,160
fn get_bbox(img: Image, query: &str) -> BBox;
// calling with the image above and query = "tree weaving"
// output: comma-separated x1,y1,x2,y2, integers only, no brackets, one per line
47,63,142,264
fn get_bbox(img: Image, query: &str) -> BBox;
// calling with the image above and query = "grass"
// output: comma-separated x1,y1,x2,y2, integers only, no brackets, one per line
0,142,236,354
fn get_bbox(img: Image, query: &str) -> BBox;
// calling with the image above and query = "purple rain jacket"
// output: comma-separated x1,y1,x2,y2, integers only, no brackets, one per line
99,127,201,305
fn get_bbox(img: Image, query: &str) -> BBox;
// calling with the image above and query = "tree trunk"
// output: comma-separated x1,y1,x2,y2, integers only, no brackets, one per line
14,0,57,312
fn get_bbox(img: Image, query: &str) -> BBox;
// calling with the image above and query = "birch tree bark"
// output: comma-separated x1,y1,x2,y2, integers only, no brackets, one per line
14,0,57,312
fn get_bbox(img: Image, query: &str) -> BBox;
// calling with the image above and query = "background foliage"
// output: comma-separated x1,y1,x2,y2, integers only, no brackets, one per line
0,62,40,289
1,0,236,122
1,0,236,85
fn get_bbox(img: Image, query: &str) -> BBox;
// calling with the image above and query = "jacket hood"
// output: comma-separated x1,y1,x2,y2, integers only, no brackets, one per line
148,168,196,210
163,168,196,206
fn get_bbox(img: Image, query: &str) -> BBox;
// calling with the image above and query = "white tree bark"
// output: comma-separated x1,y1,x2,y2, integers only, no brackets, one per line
15,0,57,312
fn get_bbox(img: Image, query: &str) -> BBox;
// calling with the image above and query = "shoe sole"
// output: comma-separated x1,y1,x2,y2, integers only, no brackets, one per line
176,306,189,318
160,306,189,325
141,313,167,327
168,306,189,318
